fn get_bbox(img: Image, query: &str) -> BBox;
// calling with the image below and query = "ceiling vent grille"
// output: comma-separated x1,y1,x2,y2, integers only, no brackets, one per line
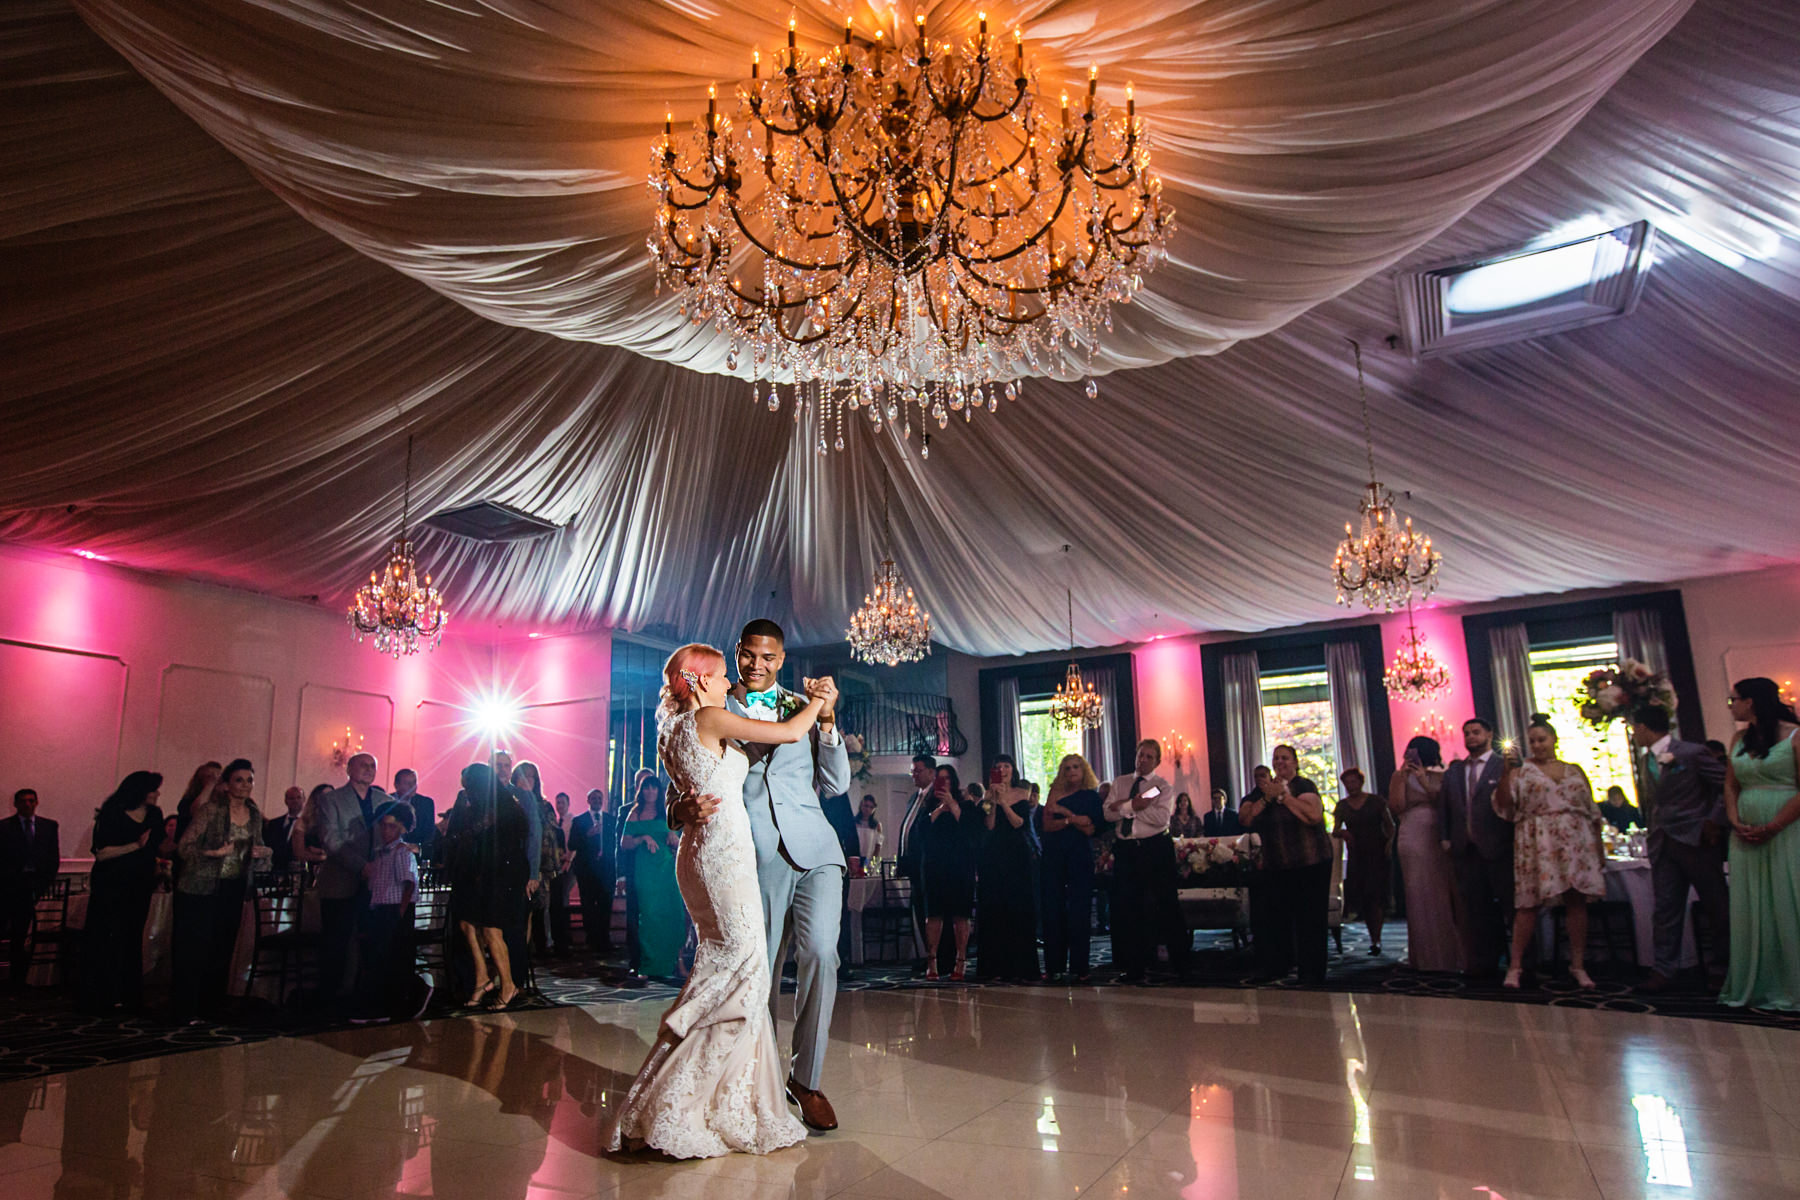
1396,220,1655,358
422,500,560,543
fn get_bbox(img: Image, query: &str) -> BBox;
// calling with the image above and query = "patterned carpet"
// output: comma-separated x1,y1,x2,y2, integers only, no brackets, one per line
2,920,1794,1083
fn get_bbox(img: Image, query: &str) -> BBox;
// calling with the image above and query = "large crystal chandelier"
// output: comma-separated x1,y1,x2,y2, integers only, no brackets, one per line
348,435,447,657
649,11,1174,456
847,474,932,665
1384,600,1451,702
1049,576,1104,730
1332,340,1441,610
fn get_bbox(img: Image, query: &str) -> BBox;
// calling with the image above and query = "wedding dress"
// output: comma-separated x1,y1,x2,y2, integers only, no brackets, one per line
602,709,807,1158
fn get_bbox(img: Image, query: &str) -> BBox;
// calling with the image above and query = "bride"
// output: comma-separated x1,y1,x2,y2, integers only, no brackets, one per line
603,643,824,1159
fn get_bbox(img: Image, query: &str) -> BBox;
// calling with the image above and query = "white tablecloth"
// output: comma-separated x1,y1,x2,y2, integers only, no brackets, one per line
846,875,916,965
1533,856,1696,970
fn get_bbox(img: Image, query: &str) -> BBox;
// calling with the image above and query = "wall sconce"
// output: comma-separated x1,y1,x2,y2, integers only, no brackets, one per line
330,724,364,770
1161,729,1194,762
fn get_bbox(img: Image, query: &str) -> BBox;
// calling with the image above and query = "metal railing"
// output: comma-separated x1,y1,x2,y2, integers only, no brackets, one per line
838,692,968,757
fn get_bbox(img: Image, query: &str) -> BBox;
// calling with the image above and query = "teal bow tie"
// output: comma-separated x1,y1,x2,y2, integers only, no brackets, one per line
745,687,780,710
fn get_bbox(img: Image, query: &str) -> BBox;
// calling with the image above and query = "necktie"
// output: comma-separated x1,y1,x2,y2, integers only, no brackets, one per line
1646,749,1662,782
1465,760,1480,843
1121,776,1142,838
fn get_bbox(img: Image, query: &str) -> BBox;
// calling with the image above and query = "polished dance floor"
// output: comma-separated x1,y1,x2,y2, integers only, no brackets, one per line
1,986,1797,1200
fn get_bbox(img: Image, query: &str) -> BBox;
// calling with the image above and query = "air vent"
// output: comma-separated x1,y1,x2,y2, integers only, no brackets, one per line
1396,220,1655,358
422,500,560,543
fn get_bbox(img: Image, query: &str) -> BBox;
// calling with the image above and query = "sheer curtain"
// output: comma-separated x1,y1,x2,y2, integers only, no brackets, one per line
1080,666,1119,783
1325,640,1376,782
993,675,1021,768
1615,604,1675,734
1220,651,1265,801
1488,623,1539,748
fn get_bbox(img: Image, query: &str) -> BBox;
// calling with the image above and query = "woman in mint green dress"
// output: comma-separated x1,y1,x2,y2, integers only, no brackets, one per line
620,777,687,980
1721,677,1800,1011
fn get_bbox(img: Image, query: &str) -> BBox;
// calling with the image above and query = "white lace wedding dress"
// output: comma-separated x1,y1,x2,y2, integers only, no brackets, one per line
602,709,807,1159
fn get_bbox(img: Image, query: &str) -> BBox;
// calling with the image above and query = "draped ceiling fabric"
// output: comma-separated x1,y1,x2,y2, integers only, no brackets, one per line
4,0,1800,656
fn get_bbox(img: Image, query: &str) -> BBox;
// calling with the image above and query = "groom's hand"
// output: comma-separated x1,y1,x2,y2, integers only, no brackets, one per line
807,675,840,721
669,792,722,828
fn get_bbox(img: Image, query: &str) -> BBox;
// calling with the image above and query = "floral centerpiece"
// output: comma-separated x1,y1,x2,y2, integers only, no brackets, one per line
1172,835,1262,886
842,731,872,782
1575,659,1677,729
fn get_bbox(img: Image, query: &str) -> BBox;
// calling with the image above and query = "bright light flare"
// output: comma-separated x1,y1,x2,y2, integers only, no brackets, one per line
469,695,521,740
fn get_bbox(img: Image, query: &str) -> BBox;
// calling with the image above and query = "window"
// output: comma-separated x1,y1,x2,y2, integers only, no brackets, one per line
1018,696,1087,793
1260,668,1340,808
1528,641,1635,802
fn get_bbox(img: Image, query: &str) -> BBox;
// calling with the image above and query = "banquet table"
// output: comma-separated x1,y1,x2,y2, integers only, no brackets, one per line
846,873,917,965
1533,855,1696,970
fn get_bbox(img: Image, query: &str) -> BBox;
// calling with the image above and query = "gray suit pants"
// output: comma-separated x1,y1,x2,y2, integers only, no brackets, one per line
759,859,842,1091
1649,834,1730,977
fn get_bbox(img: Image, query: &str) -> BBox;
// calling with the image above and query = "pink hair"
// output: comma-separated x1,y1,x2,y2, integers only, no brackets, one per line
659,643,726,719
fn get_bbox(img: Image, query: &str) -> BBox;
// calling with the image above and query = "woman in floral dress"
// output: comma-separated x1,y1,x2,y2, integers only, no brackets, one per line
1494,714,1606,989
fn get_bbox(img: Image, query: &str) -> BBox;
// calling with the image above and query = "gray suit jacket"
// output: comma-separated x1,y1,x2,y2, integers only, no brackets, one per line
314,782,386,899
1440,754,1513,862
1643,739,1725,849
731,690,852,875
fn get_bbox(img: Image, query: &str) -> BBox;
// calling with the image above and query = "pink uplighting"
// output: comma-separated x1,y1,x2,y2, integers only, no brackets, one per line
70,548,109,561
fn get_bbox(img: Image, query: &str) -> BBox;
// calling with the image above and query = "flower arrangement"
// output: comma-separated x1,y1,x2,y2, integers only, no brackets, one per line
1575,659,1677,729
1173,835,1262,886
843,732,872,782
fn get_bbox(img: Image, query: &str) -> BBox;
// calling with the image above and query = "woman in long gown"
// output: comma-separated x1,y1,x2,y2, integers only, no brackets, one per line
1494,714,1605,990
604,643,826,1159
976,756,1040,983
1388,736,1462,972
619,778,685,980
1721,677,1800,1011
1333,768,1395,956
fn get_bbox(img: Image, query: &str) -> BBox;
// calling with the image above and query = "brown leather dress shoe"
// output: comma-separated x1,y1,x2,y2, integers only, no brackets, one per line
786,1078,838,1132
1637,971,1676,994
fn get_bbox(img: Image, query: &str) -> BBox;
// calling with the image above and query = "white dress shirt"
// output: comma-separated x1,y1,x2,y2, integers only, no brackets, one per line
1103,771,1176,839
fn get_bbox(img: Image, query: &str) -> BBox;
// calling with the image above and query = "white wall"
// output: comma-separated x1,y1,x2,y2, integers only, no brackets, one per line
0,542,611,835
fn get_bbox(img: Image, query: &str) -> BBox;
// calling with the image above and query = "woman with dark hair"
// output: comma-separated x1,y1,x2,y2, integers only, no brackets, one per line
83,771,165,1012
922,764,981,980
620,775,685,980
1721,677,1800,1010
1333,767,1394,956
512,760,557,958
1495,715,1605,989
441,761,531,1008
1169,792,1206,838
1598,785,1644,833
1241,744,1333,984
173,758,268,1021
977,755,1040,983
1389,735,1461,972
854,795,883,861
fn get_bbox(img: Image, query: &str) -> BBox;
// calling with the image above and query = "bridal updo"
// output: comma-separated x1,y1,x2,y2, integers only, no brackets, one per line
658,643,726,724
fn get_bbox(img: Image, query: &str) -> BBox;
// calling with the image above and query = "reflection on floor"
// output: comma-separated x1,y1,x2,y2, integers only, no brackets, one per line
2,987,1798,1199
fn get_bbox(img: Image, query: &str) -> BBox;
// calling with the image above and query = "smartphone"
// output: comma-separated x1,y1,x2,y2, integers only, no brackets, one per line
989,766,1005,787
1139,786,1163,802
1403,747,1422,768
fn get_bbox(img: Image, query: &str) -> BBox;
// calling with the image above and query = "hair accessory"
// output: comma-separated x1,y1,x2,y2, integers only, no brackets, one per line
679,668,701,690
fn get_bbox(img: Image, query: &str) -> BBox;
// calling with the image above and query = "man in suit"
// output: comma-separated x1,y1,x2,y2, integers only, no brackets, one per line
0,789,59,986
569,787,616,953
894,754,940,974
1104,740,1193,984
1439,718,1514,978
314,753,386,1001
1631,704,1730,992
391,769,436,861
264,786,306,872
1203,787,1244,838
669,618,849,1132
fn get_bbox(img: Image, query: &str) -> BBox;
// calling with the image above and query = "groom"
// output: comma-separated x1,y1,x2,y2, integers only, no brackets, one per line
669,618,850,1132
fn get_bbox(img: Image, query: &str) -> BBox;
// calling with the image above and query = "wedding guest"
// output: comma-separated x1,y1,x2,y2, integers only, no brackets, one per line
619,776,684,980
1721,678,1800,1010
1040,754,1104,982
498,750,545,908
855,795,884,862
173,759,269,1021
921,765,981,981
1093,780,1113,934
1495,715,1606,989
1203,787,1244,837
1104,740,1192,983
0,788,59,987
1632,703,1730,993
569,788,616,953
313,752,386,1003
1441,718,1514,979
441,762,529,1009
1599,785,1645,834
617,768,658,974
978,755,1040,983
895,754,940,973
1240,766,1272,810
1388,737,1462,972
392,769,436,860
170,761,221,844
290,782,332,868
264,786,305,872
1241,745,1332,985
83,772,164,1013
546,792,576,957
1333,767,1395,956
1170,792,1206,838
513,761,555,958
352,800,420,1022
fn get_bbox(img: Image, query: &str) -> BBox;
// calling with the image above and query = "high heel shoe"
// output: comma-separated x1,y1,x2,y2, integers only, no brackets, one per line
924,963,940,982
950,958,967,982
464,978,498,1008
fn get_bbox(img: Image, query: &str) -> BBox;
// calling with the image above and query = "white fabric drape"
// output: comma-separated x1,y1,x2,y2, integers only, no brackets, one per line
993,675,1021,772
1325,640,1376,781
6,2,1800,656
1079,666,1119,784
1488,624,1539,748
1220,652,1265,801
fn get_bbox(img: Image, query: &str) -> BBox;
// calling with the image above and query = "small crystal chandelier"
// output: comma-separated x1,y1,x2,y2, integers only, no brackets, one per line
1049,563,1104,729
1384,600,1452,702
348,435,447,657
648,11,1174,457
1333,340,1441,610
847,473,932,665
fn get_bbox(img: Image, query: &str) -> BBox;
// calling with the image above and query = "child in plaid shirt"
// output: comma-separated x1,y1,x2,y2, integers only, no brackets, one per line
353,801,419,1021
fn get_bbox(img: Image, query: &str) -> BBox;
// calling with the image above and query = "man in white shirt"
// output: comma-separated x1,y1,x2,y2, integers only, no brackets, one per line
894,755,938,974
1104,739,1194,983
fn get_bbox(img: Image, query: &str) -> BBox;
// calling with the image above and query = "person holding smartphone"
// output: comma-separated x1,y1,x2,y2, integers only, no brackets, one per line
977,755,1040,983
1240,744,1332,985
1103,739,1194,984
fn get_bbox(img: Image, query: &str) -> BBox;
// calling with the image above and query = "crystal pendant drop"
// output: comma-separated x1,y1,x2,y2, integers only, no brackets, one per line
1085,378,1099,400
